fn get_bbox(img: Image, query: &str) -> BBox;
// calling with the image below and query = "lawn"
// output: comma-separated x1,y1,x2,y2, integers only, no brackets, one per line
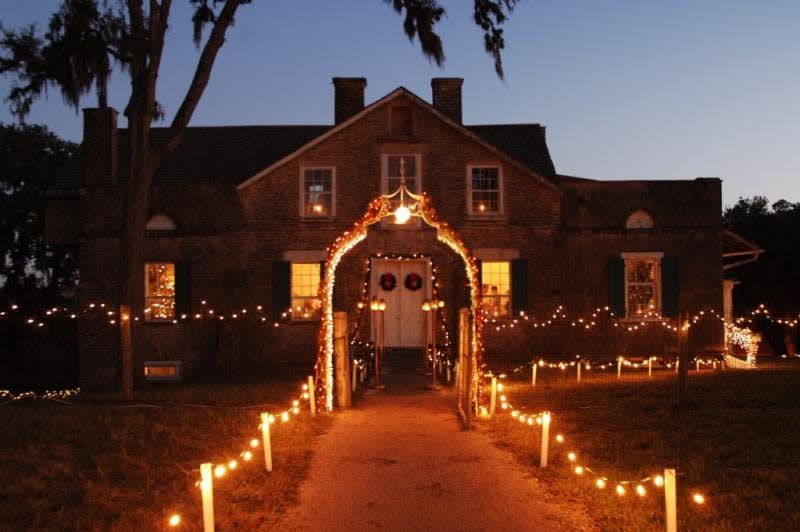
0,378,331,531
483,367,800,531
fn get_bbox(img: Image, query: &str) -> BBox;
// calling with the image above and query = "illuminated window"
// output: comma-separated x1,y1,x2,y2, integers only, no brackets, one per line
301,167,334,217
624,255,661,317
481,261,511,317
145,214,176,232
145,263,175,321
143,361,182,381
468,166,502,215
291,263,321,320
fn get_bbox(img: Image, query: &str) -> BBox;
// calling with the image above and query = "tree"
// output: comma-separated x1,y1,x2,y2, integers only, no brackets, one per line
0,123,78,305
724,196,800,355
2,0,521,396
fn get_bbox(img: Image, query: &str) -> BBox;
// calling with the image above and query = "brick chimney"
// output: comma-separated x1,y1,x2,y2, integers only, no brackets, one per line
333,77,367,124
82,107,118,187
431,77,463,124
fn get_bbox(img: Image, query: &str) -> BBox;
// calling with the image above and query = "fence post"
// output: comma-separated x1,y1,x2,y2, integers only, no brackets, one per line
648,357,653,378
617,357,623,380
696,359,700,372
577,360,582,383
446,362,451,384
334,311,352,407
308,375,316,417
540,411,551,467
490,376,497,417
120,304,133,401
260,412,272,473
532,361,538,387
665,468,677,532
351,359,358,392
200,462,214,532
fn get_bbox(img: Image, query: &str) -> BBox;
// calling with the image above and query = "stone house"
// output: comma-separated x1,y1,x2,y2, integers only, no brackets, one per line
46,77,753,390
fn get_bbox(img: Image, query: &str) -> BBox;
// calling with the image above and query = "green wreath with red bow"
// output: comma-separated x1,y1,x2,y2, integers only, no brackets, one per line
404,272,423,291
379,272,397,291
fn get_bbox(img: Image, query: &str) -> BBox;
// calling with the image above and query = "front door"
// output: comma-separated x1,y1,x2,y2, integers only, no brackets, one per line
370,258,431,347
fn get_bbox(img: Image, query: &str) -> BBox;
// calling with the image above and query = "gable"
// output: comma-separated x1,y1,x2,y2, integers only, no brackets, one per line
236,87,561,195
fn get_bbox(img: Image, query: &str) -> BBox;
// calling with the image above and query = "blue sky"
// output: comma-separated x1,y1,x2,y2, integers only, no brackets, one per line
1,1,798,207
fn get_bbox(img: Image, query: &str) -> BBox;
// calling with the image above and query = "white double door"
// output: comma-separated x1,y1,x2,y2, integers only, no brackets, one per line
370,258,431,348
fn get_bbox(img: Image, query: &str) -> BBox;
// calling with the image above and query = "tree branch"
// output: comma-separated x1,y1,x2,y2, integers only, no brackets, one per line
155,0,242,163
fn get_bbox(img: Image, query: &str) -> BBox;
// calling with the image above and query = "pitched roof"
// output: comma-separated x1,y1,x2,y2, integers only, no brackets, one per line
51,91,558,191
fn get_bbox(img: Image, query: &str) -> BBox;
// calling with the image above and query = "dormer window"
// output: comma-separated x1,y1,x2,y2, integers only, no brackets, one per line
467,165,503,215
145,214,176,234
626,210,654,229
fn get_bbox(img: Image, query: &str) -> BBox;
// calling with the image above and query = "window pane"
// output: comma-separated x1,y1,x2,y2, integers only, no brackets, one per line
627,259,656,283
387,155,417,179
145,263,175,320
481,261,511,317
303,168,332,216
291,263,321,319
471,167,500,213
627,285,656,315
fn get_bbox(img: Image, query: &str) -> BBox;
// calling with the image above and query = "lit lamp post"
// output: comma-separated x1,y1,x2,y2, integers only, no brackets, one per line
421,299,431,372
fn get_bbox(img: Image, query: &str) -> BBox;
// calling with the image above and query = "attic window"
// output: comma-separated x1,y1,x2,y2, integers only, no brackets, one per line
390,106,413,136
146,214,176,233
626,210,654,230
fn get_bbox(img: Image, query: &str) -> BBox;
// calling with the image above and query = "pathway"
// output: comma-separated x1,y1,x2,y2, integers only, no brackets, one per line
277,363,595,531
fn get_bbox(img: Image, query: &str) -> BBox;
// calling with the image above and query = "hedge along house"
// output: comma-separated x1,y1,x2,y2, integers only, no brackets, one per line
45,77,751,391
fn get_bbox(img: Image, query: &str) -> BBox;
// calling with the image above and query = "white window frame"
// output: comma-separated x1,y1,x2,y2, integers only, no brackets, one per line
381,154,422,227
290,262,322,321
621,252,663,319
144,262,176,322
466,164,504,216
299,166,336,219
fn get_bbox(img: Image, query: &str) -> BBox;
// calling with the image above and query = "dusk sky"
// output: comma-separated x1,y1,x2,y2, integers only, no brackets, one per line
1,1,797,208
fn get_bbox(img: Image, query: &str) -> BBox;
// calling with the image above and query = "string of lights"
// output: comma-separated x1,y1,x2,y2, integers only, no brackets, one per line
165,379,314,528
0,387,80,403
483,373,707,507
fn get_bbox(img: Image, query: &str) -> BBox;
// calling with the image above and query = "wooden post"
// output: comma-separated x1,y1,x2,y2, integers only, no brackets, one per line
334,311,352,407
489,376,497,417
457,308,471,429
351,359,358,392
446,362,451,384
664,468,677,532
532,361,538,387
617,357,623,380
120,304,133,401
677,314,689,406
648,356,653,378
260,412,272,472
696,359,700,372
540,411,551,468
308,375,316,417
200,462,214,532
577,360,582,383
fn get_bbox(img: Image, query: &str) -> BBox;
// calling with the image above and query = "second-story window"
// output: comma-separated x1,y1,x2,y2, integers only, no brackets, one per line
468,165,502,215
301,167,335,218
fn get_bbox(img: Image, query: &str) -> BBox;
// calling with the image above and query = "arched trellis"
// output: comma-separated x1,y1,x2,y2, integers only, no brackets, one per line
314,187,484,411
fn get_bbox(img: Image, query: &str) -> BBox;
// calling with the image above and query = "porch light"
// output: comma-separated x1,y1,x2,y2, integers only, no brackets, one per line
394,204,411,224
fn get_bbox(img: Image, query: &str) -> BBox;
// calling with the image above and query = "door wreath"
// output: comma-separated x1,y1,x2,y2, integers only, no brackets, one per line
404,272,423,291
379,272,397,291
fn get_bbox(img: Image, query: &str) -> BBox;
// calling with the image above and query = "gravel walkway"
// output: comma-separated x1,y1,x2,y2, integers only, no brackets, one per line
277,368,595,531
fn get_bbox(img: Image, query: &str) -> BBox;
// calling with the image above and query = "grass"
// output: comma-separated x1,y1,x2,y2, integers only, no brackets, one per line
483,368,800,531
0,378,332,531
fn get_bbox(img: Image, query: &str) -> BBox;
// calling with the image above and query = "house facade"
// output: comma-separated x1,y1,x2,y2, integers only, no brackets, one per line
47,77,730,390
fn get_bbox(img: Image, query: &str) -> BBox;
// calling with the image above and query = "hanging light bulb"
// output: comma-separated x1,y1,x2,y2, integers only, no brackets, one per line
394,204,411,224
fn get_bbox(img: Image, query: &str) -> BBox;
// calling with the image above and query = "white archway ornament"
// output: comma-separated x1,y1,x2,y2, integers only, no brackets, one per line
314,174,484,411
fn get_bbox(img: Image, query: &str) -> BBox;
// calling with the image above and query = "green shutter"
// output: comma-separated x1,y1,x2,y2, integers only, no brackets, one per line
608,258,625,317
661,256,678,317
272,261,291,317
511,259,528,316
174,262,190,315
